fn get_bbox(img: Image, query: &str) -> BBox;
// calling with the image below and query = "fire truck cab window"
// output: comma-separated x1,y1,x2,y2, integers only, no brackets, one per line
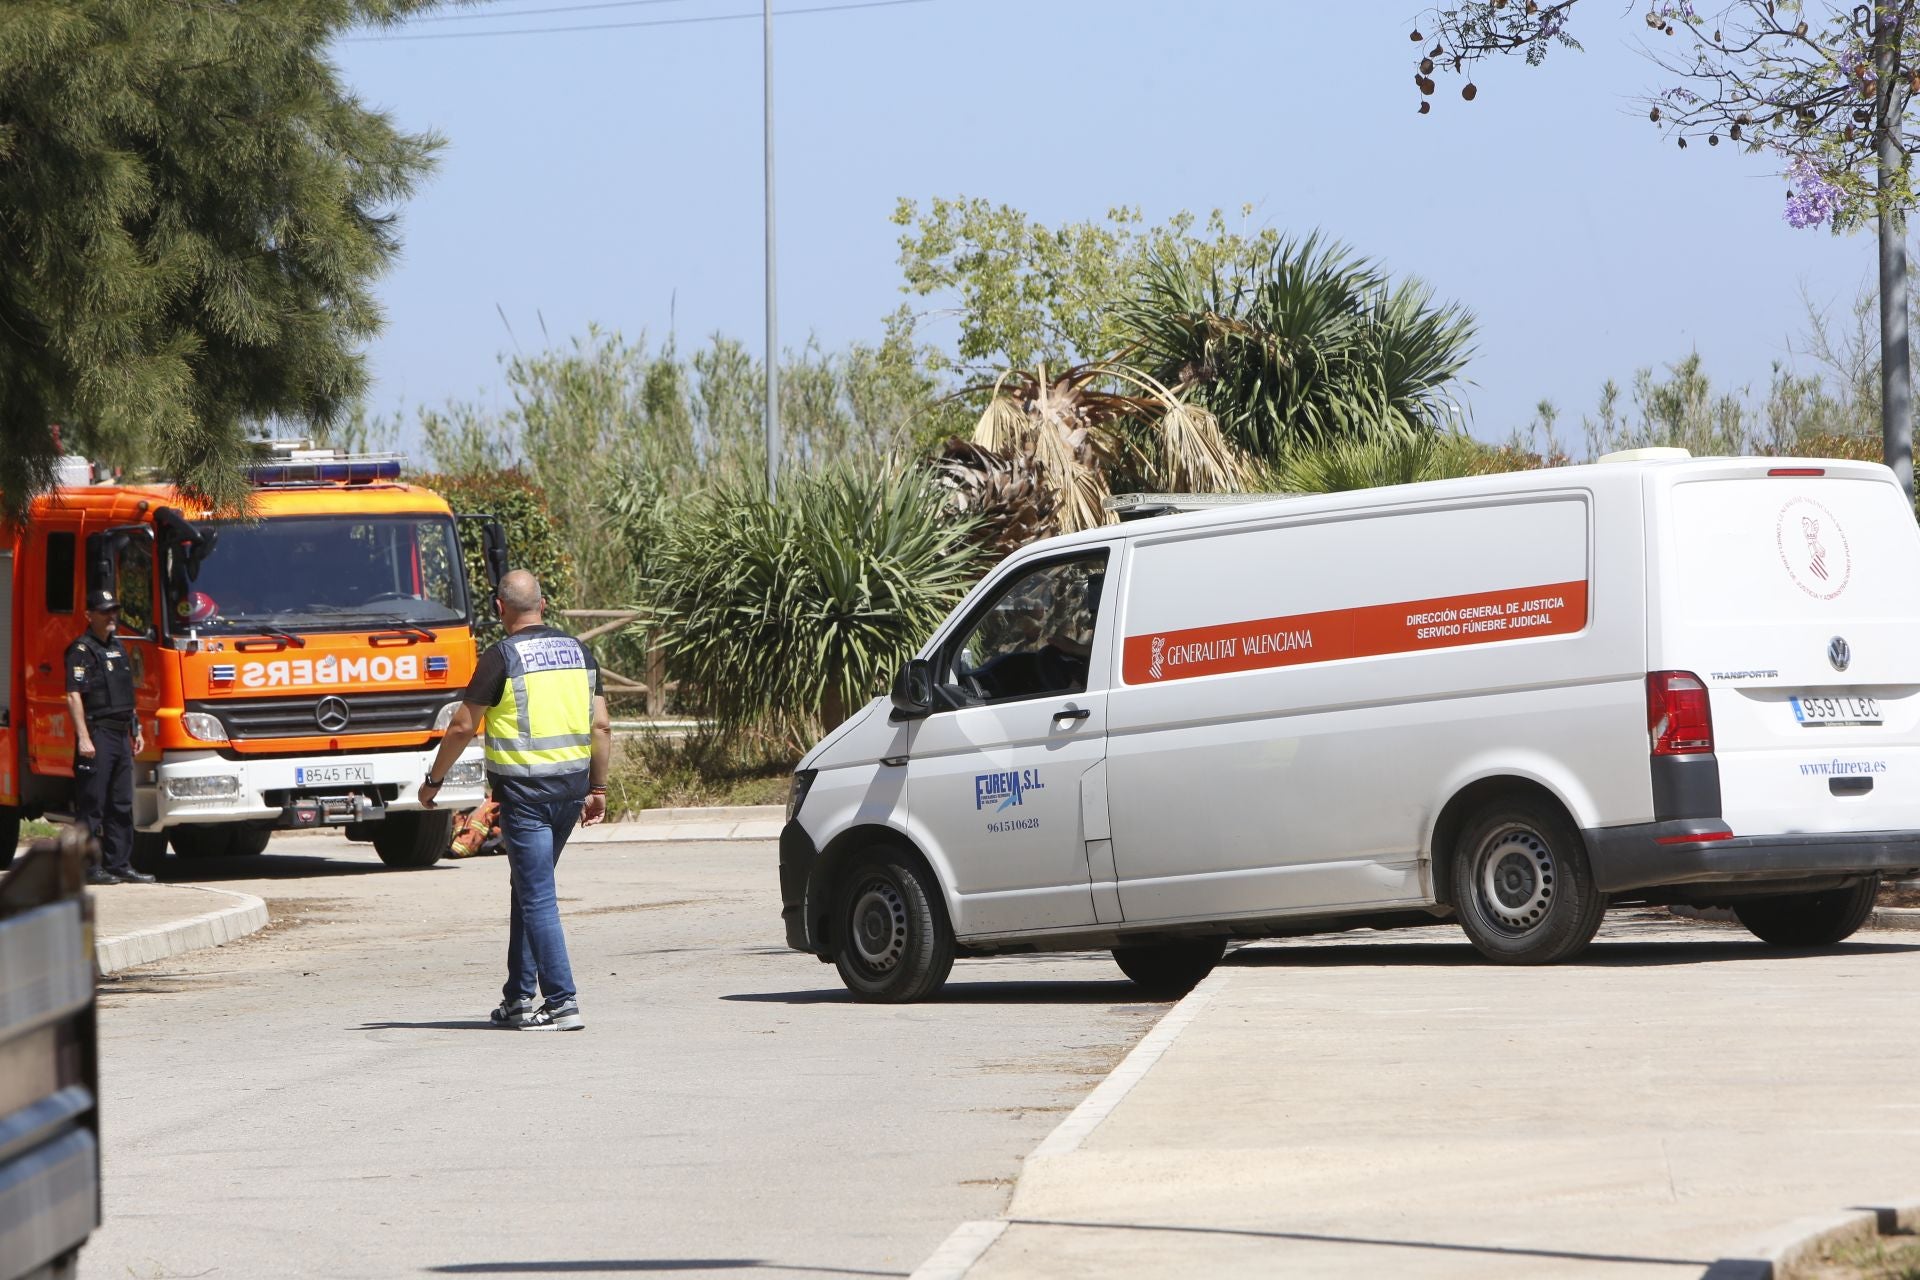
949,555,1107,704
44,532,75,613
185,516,468,633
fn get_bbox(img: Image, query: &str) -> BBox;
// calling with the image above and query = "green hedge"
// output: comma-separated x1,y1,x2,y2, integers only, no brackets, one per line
416,467,578,648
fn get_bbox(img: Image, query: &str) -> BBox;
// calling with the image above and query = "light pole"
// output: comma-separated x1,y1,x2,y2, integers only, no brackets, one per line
763,0,780,498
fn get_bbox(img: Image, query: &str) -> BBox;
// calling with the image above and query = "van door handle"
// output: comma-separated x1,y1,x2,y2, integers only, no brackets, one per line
1052,707,1092,722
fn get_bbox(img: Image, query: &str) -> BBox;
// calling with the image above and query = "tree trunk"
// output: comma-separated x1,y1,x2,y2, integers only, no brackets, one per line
1878,18,1915,504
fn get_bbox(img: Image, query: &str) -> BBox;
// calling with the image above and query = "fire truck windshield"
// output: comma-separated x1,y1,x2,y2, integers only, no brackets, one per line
179,515,470,634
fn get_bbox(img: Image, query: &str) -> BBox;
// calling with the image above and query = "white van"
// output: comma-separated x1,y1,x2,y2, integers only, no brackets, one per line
779,453,1920,1001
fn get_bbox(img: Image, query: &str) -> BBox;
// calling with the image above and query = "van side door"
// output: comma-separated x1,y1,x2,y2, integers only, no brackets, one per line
902,549,1113,938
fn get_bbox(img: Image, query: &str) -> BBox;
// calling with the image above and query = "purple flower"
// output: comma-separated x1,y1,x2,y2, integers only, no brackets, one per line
1784,157,1842,228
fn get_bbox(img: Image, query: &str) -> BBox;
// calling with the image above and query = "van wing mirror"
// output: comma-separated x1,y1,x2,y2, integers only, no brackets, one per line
889,658,935,719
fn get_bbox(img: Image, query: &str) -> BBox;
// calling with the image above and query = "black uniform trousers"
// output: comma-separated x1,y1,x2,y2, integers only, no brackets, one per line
75,723,135,876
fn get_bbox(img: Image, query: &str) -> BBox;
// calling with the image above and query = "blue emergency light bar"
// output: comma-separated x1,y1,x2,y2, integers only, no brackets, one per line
246,453,403,486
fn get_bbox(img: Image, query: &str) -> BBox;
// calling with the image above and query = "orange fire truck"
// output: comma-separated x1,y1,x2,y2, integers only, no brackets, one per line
0,447,505,872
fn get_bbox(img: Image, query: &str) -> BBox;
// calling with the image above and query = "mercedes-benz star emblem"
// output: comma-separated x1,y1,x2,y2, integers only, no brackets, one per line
1828,636,1851,673
314,696,351,732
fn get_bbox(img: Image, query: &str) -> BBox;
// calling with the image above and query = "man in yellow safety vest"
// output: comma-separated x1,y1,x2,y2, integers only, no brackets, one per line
423,569,612,1030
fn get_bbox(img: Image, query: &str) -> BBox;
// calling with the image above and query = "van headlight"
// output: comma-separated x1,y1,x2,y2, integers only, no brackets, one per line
165,775,241,800
180,712,229,743
432,700,461,731
786,769,817,823
445,758,485,788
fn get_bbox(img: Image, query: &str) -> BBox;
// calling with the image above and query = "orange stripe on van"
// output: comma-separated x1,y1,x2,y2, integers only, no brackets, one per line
1122,580,1589,684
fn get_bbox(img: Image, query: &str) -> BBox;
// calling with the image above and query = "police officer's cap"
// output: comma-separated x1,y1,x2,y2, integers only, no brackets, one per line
86,589,121,614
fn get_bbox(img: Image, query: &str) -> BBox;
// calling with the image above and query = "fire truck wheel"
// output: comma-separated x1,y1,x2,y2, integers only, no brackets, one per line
232,825,272,858
0,807,19,870
130,832,169,875
170,826,238,859
374,811,453,868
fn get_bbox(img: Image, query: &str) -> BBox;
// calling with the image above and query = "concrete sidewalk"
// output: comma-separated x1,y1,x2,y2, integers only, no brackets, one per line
934,916,1920,1280
89,881,268,975
568,804,783,844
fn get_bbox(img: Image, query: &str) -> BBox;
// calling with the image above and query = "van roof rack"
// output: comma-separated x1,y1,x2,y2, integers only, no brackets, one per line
1104,492,1297,521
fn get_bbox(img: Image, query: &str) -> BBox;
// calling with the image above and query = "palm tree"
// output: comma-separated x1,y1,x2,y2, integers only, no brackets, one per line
1115,234,1477,458
961,362,1252,536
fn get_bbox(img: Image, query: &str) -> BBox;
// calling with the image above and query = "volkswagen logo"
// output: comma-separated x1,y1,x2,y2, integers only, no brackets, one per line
1828,636,1851,673
314,696,351,732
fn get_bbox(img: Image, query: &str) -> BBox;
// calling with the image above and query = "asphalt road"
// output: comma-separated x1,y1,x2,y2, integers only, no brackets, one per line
80,833,1166,1280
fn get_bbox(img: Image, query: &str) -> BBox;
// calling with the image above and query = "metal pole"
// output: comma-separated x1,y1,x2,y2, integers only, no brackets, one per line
1875,12,1913,506
763,0,780,498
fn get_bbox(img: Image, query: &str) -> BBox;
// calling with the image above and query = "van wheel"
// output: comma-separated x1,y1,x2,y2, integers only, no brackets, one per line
130,831,169,875
373,811,453,868
1112,937,1227,997
1733,876,1878,947
1452,799,1606,964
832,850,954,1003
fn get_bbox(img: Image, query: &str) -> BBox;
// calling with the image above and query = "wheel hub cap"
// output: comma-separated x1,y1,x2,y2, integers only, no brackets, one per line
849,880,908,973
1479,829,1555,933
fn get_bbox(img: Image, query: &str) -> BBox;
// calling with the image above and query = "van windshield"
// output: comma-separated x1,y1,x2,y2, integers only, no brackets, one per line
179,515,469,634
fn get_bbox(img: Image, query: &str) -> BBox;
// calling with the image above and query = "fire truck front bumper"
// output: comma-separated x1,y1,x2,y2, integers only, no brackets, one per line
137,746,486,829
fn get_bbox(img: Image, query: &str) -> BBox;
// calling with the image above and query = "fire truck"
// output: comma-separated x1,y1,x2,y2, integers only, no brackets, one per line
0,446,503,872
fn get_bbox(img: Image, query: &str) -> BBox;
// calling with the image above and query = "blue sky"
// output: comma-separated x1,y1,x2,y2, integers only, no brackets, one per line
334,0,1865,450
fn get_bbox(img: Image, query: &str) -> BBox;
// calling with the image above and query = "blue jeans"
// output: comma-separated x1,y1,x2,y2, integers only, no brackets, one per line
500,798,582,1007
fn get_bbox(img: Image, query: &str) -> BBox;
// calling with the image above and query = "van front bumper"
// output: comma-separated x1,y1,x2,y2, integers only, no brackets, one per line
1584,821,1920,893
779,820,820,953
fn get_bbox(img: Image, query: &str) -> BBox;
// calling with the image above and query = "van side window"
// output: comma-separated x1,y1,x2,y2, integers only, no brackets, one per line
44,532,75,613
948,554,1107,704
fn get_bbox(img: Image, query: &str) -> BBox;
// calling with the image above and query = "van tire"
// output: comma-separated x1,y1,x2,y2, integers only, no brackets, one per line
1452,799,1606,964
1112,937,1228,997
831,850,954,1003
374,811,453,868
1733,876,1878,947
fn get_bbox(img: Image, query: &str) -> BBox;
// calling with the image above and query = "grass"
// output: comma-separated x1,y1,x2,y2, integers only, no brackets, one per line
1807,1234,1920,1280
604,732,792,817
22,819,58,839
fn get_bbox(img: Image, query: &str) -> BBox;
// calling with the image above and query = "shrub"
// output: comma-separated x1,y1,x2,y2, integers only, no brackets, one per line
643,458,983,744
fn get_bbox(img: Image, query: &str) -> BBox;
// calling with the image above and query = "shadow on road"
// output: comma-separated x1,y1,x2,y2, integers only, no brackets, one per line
429,1262,906,1276
155,851,452,882
356,1019,497,1032
724,978,1163,1006
1227,938,1920,969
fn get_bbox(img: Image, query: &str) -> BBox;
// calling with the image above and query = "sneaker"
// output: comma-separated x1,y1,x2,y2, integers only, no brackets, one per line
85,868,121,886
519,1001,583,1032
116,870,158,885
489,996,536,1029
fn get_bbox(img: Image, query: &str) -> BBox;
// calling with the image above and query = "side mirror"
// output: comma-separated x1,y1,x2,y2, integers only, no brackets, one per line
482,519,509,590
889,658,935,719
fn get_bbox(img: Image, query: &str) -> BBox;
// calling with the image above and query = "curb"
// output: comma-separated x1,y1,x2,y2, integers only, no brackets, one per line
95,885,269,976
1703,1196,1920,1279
906,967,1235,1280
1868,905,1920,931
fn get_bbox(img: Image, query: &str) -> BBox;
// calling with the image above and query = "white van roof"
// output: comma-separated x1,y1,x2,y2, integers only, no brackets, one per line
1041,455,1899,554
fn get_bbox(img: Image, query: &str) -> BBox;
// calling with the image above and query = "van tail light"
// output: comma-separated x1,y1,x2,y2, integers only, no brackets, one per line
1767,467,1825,477
1647,671,1714,755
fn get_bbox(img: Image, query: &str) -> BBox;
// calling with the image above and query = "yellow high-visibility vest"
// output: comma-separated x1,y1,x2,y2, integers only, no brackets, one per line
482,632,594,779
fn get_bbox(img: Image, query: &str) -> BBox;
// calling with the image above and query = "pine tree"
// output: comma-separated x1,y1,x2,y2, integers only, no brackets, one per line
0,1,442,518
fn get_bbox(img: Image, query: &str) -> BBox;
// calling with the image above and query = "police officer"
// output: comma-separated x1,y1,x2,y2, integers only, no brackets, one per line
66,589,156,885
421,570,611,1031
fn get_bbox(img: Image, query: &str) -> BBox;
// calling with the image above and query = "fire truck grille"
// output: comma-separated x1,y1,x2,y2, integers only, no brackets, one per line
188,692,453,740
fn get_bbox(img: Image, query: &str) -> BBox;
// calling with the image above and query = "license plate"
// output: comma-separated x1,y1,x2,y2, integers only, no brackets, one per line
1791,694,1882,727
296,764,374,785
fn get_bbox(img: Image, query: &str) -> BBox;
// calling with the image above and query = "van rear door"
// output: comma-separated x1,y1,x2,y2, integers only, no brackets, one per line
1656,466,1920,837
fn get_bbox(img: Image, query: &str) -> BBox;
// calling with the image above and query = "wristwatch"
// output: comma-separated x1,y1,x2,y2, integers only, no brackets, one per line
422,772,444,788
